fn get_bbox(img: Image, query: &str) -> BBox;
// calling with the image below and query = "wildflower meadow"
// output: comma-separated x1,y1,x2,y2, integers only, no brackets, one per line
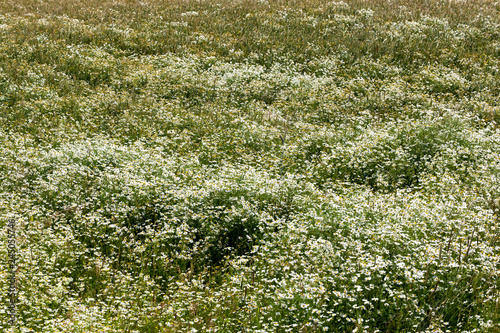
0,0,499,332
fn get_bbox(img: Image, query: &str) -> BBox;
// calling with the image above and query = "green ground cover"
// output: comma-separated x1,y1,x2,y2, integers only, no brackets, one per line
0,0,500,331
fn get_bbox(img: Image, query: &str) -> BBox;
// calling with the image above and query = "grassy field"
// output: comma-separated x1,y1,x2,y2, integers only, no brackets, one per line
1,0,500,331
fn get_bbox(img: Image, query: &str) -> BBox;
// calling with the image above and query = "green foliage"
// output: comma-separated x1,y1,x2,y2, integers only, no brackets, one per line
0,0,500,332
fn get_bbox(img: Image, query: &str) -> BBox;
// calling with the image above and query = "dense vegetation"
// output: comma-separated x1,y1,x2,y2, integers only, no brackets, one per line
1,0,500,331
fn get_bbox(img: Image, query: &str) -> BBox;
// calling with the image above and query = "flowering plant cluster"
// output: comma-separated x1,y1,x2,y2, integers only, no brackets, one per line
0,0,499,332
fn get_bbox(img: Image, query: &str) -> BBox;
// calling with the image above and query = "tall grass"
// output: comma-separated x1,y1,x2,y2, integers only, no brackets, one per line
0,0,499,332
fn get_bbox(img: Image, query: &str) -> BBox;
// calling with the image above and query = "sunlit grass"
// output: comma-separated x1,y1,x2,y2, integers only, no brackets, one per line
0,0,500,332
